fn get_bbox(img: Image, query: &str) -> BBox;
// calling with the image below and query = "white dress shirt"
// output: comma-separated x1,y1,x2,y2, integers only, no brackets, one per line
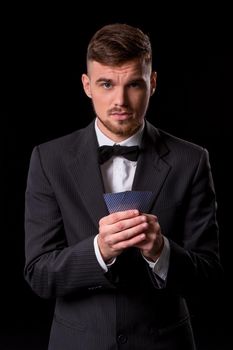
94,119,170,283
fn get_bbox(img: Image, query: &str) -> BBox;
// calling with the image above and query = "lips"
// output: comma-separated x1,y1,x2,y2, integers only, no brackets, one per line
110,112,132,120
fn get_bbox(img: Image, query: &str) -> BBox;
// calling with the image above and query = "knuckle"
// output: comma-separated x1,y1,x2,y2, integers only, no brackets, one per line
99,217,106,226
104,236,112,245
116,221,125,231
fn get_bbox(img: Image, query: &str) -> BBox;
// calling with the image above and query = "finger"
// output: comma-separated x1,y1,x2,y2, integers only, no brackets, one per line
99,210,140,226
143,214,158,222
107,215,147,235
111,232,146,250
104,221,148,245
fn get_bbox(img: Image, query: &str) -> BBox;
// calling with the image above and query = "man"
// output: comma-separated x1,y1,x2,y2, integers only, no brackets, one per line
24,23,222,350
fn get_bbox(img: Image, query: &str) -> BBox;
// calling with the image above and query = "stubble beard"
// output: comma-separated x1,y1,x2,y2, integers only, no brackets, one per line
96,116,142,139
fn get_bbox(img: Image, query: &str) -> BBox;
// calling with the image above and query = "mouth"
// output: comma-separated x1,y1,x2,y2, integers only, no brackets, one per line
110,112,133,121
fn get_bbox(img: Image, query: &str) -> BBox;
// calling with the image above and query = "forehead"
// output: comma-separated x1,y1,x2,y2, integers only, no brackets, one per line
87,59,151,79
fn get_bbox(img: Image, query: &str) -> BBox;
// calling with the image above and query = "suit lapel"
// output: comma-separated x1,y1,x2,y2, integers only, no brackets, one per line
68,122,109,229
132,121,171,212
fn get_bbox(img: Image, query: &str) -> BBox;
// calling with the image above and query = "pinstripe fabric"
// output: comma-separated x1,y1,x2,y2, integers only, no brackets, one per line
24,120,222,349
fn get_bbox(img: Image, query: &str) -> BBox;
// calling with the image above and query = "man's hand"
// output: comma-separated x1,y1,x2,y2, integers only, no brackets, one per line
135,214,164,262
97,210,148,262
98,211,164,263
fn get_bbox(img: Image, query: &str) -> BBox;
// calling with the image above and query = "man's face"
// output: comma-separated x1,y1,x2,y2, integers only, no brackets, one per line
82,59,157,142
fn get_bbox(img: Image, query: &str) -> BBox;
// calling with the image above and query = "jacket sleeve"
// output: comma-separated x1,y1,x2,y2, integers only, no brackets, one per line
165,148,223,296
24,146,115,299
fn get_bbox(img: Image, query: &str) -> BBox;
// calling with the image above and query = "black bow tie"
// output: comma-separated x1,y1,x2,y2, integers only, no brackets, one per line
98,144,140,164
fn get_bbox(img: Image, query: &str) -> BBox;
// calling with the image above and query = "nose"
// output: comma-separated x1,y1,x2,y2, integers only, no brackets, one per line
114,87,128,107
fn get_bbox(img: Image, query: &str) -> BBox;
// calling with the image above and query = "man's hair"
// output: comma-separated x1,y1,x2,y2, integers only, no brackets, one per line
87,23,152,67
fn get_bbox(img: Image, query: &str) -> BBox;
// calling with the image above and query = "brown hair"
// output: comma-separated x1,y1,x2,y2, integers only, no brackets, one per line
87,23,152,67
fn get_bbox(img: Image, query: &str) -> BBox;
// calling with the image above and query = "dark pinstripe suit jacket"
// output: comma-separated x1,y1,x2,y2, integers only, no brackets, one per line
24,120,222,350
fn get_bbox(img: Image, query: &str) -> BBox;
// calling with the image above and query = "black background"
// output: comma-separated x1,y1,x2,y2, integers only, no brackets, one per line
2,4,233,350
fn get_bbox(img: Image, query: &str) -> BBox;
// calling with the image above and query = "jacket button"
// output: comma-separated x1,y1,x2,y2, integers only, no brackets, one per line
117,333,128,344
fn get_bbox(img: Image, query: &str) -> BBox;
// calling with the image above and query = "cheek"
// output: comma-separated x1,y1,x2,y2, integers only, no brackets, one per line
135,92,150,111
92,93,110,114
92,90,108,102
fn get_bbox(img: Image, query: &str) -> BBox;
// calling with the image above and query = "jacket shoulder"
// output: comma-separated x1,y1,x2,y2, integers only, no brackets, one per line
38,129,84,153
32,122,95,156
158,128,205,153
145,122,208,166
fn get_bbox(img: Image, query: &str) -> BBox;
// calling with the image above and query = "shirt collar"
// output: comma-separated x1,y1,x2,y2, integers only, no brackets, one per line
95,118,144,147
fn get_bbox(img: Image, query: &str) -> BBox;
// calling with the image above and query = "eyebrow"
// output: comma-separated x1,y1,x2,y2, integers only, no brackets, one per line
95,78,112,84
95,77,145,84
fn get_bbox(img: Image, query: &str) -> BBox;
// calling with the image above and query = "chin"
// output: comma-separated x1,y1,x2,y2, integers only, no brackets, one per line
113,123,140,138
97,116,142,138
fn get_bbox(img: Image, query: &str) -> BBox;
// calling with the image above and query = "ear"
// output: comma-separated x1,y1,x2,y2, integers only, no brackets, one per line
81,74,92,98
150,71,157,96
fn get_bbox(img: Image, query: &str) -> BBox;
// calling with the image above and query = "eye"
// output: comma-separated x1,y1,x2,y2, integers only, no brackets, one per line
101,82,112,89
128,81,142,89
